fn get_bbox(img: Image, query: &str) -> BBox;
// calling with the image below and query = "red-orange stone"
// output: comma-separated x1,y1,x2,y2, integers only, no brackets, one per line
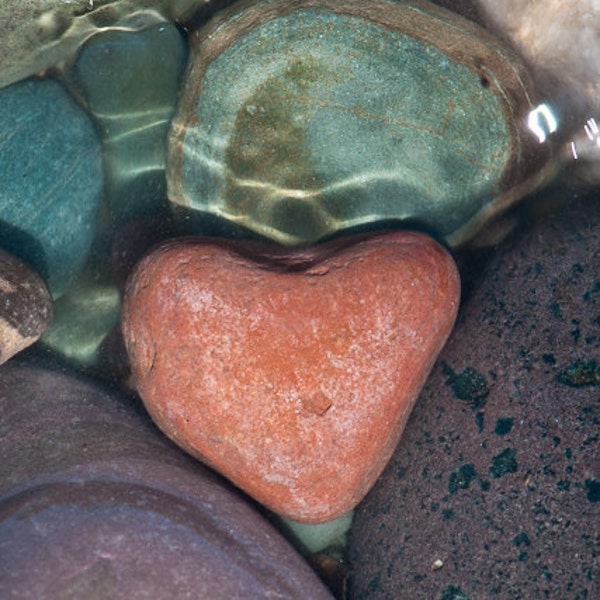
122,231,460,523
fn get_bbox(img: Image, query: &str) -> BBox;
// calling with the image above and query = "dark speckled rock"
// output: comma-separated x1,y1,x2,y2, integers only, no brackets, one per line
0,250,53,364
349,193,599,599
0,360,333,600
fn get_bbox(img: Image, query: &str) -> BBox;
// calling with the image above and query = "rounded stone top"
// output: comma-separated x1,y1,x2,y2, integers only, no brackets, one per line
168,0,557,247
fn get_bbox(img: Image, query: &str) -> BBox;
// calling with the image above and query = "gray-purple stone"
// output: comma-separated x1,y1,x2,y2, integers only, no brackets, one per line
349,193,599,598
0,360,334,599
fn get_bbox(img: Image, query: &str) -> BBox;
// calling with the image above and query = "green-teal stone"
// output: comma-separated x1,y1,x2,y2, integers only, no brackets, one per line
168,0,554,246
73,21,187,224
0,78,103,298
0,0,200,90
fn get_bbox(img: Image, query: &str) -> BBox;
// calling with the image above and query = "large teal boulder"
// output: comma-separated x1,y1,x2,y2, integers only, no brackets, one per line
168,0,556,246
0,78,103,298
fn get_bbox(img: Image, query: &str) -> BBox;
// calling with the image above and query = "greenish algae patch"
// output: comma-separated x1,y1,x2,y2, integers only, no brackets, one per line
557,359,600,387
442,363,490,408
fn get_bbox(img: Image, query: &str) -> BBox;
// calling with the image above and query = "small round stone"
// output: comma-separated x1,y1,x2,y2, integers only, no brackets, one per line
0,250,53,364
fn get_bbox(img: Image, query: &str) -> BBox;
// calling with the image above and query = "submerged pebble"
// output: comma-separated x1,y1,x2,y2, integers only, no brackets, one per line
0,0,203,90
73,20,187,225
121,230,460,523
168,0,555,246
0,78,102,298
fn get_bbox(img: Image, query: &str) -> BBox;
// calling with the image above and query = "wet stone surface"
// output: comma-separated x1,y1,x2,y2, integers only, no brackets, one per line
0,78,102,298
0,359,334,599
121,231,460,524
348,194,600,598
0,250,53,365
168,0,553,247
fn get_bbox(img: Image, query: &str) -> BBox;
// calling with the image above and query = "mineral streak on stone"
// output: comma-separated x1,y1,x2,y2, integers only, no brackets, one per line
0,0,204,90
168,0,555,248
0,78,102,298
0,250,53,364
121,230,460,523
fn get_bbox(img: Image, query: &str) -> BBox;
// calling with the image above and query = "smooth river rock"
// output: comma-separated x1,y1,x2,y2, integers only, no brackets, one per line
0,0,204,90
73,20,187,225
348,193,600,598
0,359,334,599
168,0,555,247
122,230,460,523
0,77,102,298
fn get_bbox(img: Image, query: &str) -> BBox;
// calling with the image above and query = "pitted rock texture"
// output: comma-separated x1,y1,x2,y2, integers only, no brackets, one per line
0,250,53,364
349,196,600,599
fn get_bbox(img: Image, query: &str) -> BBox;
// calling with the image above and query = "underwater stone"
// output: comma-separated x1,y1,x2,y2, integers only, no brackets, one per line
168,0,554,247
40,268,121,368
0,359,333,599
73,21,187,225
349,193,600,598
0,78,102,298
0,250,53,364
0,0,204,90
121,230,460,523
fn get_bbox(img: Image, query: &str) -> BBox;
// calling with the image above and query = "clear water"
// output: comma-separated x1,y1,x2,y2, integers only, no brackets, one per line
1,0,598,595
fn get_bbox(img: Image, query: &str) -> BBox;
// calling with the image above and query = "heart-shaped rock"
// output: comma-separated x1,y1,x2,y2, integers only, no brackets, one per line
122,231,460,523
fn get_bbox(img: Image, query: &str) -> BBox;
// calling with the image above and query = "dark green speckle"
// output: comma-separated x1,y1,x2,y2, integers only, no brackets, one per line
494,417,514,435
582,281,600,302
448,463,477,495
585,479,600,503
442,508,455,521
513,531,531,547
475,411,485,433
490,448,517,478
441,584,472,600
442,363,489,408
542,353,555,365
557,359,600,387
